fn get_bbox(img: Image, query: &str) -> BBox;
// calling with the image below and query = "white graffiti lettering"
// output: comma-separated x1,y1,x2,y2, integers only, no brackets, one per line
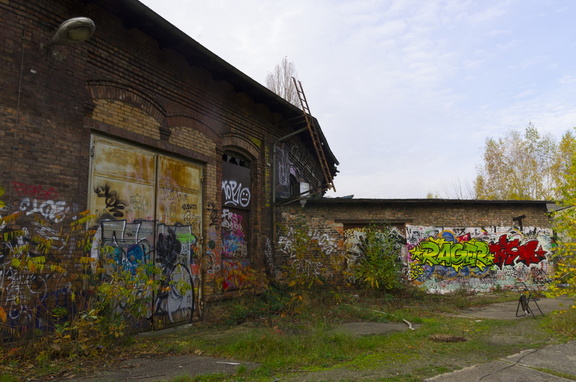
222,180,251,208
19,198,69,223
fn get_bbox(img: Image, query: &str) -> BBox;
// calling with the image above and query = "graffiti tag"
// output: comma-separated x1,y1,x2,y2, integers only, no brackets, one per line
19,198,69,223
207,203,220,228
222,180,250,208
94,184,126,218
409,238,494,271
12,181,58,200
489,235,547,267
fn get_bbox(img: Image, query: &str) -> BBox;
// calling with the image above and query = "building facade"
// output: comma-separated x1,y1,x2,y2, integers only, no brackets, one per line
0,0,338,330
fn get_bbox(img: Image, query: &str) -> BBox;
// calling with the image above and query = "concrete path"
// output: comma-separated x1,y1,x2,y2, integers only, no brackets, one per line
452,296,573,320
425,341,576,381
64,354,258,382
426,297,576,381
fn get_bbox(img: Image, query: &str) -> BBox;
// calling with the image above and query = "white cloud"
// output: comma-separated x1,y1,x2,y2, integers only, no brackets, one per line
141,0,576,199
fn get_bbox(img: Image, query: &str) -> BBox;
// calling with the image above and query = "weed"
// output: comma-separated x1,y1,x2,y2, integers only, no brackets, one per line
276,217,346,313
345,224,404,290
544,307,576,337
0,210,165,380
1,289,572,381
0,375,19,382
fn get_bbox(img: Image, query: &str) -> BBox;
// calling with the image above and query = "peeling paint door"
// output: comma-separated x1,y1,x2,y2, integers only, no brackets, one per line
89,136,203,327
154,156,203,327
90,137,156,221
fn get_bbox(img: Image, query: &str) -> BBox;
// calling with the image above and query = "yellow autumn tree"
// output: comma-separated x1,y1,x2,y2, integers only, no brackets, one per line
474,124,573,200
549,133,576,302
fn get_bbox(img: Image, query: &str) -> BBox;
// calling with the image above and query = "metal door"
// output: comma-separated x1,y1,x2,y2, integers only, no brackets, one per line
89,136,203,327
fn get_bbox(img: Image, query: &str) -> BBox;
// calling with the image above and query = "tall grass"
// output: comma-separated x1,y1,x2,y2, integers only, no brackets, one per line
545,307,576,337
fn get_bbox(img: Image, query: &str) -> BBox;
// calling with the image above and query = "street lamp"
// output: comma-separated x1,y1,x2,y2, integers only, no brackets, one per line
42,17,95,49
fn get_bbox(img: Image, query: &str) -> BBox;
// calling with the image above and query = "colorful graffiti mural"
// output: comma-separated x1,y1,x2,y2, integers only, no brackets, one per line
93,219,199,325
410,238,493,272
405,226,553,293
221,209,247,259
154,225,196,324
220,208,251,291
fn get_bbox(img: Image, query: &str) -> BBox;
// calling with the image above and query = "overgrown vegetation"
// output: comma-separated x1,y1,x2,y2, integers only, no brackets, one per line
346,225,404,290
0,207,574,381
0,211,166,376
65,289,576,382
1,275,573,381
548,132,576,304
276,218,346,313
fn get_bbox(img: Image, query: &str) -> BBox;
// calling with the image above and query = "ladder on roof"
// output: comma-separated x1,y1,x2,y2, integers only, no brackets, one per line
292,77,336,192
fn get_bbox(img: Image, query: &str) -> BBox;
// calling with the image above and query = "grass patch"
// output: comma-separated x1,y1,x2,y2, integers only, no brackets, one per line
532,367,576,381
1,288,572,382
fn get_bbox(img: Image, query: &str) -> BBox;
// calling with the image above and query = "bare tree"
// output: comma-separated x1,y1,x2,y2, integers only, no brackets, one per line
440,178,476,199
266,57,299,106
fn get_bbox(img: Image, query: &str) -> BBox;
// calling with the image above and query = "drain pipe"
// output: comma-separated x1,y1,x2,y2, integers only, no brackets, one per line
271,127,307,257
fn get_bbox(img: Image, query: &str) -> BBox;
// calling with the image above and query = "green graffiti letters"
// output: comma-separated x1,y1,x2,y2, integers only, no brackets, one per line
410,238,494,271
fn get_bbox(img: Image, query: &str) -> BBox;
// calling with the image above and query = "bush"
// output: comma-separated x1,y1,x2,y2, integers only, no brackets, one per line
347,225,403,291
277,219,344,313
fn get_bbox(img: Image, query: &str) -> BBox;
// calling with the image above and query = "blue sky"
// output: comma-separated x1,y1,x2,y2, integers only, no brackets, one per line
139,0,576,199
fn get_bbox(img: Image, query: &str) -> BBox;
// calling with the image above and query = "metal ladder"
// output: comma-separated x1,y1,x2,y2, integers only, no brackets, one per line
292,77,335,192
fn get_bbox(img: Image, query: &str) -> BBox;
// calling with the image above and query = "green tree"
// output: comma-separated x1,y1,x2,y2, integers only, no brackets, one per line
551,131,576,191
474,123,567,200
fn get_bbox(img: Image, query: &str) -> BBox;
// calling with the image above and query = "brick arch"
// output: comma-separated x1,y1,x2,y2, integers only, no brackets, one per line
221,134,261,161
86,81,171,139
167,115,221,144
87,81,166,120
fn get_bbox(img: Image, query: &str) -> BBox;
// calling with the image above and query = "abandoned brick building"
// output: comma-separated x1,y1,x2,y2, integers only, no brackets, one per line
1,0,338,328
0,0,556,337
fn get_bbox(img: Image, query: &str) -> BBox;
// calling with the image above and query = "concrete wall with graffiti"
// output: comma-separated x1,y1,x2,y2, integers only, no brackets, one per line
405,225,553,293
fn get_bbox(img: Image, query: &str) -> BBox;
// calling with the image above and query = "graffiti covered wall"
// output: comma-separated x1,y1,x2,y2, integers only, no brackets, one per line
405,225,553,293
0,180,83,338
93,220,198,325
